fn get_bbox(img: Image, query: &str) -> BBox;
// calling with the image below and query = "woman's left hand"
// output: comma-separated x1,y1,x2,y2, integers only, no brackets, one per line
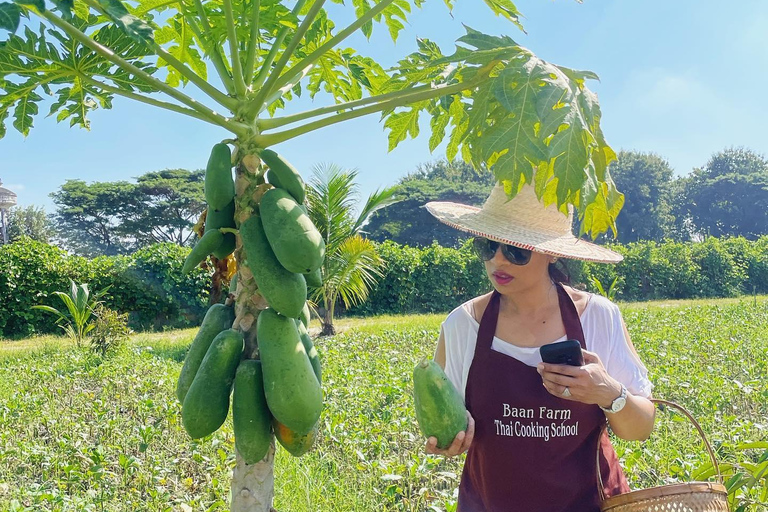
537,350,622,408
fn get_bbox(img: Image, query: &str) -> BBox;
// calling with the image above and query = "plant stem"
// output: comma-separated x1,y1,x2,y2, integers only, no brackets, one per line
81,0,236,111
251,0,326,110
180,1,236,96
243,0,261,85
223,0,247,97
269,0,397,95
40,12,234,125
257,80,477,146
259,84,434,130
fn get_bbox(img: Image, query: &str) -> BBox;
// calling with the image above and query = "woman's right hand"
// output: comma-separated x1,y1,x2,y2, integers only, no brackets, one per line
424,411,475,457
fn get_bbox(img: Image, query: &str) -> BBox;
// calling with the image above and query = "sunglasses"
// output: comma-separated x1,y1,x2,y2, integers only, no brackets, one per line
472,237,532,265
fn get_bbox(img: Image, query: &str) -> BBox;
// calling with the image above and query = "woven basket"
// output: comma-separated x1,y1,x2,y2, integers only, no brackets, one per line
599,399,730,512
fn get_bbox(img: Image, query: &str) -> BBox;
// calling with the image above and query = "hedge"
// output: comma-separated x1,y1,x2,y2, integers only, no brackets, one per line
347,236,768,316
0,238,212,338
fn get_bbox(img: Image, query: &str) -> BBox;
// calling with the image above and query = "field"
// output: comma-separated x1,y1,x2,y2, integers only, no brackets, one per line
1,297,767,511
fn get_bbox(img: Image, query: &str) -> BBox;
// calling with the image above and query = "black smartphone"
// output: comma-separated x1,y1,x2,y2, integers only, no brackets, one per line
539,339,584,366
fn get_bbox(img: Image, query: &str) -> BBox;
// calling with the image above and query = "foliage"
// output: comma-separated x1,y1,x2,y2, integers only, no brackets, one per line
31,279,107,345
1,298,766,510
50,170,205,256
606,151,677,243
0,238,211,338
6,204,55,243
305,163,400,335
590,275,619,302
364,159,496,247
89,303,132,356
681,148,768,240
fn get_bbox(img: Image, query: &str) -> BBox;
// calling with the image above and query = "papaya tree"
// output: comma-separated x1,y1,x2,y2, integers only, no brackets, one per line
0,0,624,510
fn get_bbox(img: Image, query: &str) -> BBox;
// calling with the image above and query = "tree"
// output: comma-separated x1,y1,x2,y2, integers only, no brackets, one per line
306,163,399,336
1,0,622,509
51,170,205,255
7,204,55,242
607,151,677,243
683,148,768,240
364,159,495,247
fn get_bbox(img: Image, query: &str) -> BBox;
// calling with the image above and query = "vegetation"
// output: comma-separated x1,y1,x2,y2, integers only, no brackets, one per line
0,297,766,511
31,280,107,346
5,205,55,244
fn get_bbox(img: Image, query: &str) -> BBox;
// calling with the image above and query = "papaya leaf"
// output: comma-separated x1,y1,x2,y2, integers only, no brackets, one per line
13,0,45,13
96,0,154,44
154,16,206,86
49,0,74,19
384,106,420,152
0,2,21,32
482,0,524,31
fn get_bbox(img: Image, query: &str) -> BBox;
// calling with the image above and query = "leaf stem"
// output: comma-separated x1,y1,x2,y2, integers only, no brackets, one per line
222,0,247,97
257,80,477,146
243,0,261,85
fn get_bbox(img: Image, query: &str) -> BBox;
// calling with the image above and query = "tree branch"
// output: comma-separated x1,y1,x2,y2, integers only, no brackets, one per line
243,0,261,85
223,0,247,97
256,80,477,146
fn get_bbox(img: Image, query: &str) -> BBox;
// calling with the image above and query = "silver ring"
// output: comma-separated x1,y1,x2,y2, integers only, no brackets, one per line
562,386,571,398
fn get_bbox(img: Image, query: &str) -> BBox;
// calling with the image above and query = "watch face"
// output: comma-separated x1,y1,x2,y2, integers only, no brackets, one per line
612,397,627,413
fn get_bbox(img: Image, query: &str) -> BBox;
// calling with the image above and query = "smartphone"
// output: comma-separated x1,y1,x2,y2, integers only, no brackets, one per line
539,339,584,366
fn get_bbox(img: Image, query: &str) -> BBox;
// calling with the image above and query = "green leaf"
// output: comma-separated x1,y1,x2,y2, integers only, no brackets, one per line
49,0,74,19
384,107,420,152
13,0,45,13
96,0,154,44
482,0,524,32
0,2,21,32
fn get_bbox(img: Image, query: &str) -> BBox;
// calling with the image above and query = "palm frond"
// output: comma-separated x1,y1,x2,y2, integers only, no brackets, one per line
325,235,384,309
353,185,403,234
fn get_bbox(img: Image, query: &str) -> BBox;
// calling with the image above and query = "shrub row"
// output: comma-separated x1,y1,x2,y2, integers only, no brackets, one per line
0,238,212,338
347,236,768,316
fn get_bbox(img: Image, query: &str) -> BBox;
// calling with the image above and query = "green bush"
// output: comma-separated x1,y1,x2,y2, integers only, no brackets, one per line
0,238,211,338
89,304,132,356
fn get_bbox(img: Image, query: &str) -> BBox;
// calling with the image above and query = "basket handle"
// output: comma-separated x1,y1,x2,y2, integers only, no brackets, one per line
596,398,723,502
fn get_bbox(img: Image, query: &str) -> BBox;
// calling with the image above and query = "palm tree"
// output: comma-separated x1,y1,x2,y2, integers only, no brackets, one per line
306,164,401,336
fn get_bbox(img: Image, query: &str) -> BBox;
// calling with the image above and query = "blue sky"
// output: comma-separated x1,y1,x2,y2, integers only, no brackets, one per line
1,0,767,212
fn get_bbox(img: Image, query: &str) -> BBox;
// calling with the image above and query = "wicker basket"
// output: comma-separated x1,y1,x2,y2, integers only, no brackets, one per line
599,399,730,512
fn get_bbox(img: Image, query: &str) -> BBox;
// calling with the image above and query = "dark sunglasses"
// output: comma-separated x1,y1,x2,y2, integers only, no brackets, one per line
472,237,532,265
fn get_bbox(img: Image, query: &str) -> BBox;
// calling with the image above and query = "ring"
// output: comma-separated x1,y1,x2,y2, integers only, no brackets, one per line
562,386,571,398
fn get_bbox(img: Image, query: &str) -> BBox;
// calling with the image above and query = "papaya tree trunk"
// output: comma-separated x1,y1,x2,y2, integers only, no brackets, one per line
321,306,335,336
229,151,276,512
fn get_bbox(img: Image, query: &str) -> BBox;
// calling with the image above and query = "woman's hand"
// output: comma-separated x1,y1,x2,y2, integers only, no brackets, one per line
424,410,475,457
537,350,622,408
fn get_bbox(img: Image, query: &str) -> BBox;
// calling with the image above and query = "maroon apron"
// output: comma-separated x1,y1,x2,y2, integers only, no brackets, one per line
457,283,630,512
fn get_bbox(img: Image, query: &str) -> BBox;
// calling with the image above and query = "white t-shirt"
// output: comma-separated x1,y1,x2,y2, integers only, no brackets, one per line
441,293,654,402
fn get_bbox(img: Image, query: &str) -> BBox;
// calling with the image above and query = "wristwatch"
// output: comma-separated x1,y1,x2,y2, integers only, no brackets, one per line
600,384,627,414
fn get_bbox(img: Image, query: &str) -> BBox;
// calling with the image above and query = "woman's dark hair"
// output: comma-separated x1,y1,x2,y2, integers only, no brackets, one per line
548,260,571,284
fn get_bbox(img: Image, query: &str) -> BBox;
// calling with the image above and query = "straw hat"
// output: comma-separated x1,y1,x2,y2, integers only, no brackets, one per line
424,183,623,264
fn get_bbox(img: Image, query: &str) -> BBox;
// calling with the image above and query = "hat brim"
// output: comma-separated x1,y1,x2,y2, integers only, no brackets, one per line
425,201,623,264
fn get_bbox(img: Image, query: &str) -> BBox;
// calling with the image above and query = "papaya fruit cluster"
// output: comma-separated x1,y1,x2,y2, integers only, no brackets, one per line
177,147,324,463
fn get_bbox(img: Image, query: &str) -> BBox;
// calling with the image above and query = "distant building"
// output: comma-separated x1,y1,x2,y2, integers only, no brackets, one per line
0,178,18,244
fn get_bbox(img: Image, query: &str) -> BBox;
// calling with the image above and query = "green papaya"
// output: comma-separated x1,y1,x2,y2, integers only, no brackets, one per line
176,304,235,403
182,229,224,274
205,143,235,211
205,201,236,259
233,360,272,464
260,149,306,204
260,188,325,274
296,320,321,385
274,419,318,457
240,215,306,318
299,302,311,329
305,267,323,288
412,359,468,449
182,329,243,439
257,308,322,435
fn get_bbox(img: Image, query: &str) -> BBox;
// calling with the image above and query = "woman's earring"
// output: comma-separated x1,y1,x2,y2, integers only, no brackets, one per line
551,257,559,263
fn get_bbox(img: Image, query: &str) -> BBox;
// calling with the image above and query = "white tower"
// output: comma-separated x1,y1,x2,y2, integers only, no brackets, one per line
0,178,18,244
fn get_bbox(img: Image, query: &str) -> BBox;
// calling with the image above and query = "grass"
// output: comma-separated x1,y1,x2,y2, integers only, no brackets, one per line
1,296,767,511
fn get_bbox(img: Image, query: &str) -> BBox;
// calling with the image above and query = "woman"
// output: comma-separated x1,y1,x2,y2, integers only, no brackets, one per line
423,183,655,512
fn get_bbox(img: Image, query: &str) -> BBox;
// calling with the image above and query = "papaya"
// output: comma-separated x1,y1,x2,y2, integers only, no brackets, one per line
257,308,322,435
233,360,273,464
205,143,235,211
260,149,306,204
305,267,323,288
240,215,306,319
176,304,235,403
274,419,319,457
296,320,321,385
412,359,468,449
260,188,325,274
182,329,244,439
182,229,224,274
299,302,311,329
205,200,236,259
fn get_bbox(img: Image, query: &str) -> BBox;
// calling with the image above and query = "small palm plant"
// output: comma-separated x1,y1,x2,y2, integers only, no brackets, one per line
306,164,401,336
32,280,109,345
590,275,620,302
